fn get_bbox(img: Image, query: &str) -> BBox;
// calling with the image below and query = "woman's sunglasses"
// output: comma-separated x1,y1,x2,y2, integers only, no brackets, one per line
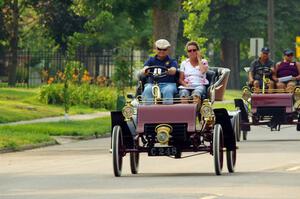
286,54,294,57
187,49,197,53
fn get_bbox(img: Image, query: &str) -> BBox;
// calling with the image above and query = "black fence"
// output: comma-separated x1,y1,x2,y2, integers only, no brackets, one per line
0,48,149,87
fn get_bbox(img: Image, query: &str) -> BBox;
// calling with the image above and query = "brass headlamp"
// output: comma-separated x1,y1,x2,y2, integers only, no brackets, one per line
122,104,134,121
155,124,172,145
242,86,251,101
200,99,215,124
293,87,300,109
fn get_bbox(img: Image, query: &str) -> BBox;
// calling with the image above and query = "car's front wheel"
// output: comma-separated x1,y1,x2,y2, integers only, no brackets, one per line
112,125,123,177
213,124,224,175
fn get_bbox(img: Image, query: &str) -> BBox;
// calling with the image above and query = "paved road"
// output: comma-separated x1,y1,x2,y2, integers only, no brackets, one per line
0,126,300,199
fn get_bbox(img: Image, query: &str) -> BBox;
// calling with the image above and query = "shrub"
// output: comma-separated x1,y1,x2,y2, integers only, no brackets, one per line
39,83,117,110
112,56,131,96
39,83,64,104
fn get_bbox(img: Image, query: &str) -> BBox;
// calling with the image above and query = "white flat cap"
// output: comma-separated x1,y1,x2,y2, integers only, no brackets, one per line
155,39,171,49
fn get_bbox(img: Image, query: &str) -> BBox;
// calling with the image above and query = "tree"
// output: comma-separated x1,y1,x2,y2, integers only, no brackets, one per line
28,0,86,52
192,0,300,88
273,0,300,60
68,0,153,53
203,0,266,89
69,0,183,58
2,0,20,86
152,0,182,57
182,0,210,49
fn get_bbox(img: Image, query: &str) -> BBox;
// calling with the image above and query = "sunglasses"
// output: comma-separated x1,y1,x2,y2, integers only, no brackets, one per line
187,49,198,53
286,54,294,57
157,48,167,51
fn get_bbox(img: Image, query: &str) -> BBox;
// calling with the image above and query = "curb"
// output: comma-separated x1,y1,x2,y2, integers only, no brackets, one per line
0,140,58,154
0,133,111,154
53,133,111,143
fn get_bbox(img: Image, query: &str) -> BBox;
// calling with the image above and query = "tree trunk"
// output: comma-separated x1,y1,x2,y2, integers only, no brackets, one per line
153,0,181,57
220,38,240,89
8,0,19,87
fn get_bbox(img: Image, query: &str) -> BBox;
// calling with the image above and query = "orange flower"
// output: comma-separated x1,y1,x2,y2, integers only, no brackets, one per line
48,77,54,84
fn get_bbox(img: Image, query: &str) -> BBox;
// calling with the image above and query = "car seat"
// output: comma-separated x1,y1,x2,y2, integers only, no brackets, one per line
135,67,230,102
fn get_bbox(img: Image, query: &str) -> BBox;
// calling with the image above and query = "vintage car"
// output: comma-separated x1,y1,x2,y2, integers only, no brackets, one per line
234,66,300,140
111,66,239,176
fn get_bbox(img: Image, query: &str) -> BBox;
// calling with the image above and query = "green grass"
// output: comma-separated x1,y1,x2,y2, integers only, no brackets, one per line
213,89,242,110
0,87,102,123
0,87,242,152
223,89,242,101
0,117,111,150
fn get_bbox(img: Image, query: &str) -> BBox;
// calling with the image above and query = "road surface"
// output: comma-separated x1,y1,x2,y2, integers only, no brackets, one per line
0,126,300,199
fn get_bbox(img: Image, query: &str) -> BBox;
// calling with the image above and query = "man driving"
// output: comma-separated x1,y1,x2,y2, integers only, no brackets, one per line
249,47,275,92
141,39,178,104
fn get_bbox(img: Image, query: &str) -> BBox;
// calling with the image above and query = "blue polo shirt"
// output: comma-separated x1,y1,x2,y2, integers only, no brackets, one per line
144,55,178,83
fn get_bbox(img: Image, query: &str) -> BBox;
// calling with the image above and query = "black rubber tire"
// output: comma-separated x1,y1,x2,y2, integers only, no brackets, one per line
297,124,300,131
213,124,224,175
226,149,237,173
242,130,248,141
112,125,123,177
235,113,241,142
130,151,140,174
297,116,300,131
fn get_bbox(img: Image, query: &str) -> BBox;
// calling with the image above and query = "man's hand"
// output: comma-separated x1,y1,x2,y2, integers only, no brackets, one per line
248,78,254,85
167,67,177,75
141,66,149,75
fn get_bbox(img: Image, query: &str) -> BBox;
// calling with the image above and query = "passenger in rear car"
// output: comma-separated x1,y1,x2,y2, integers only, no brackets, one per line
272,49,300,92
178,41,209,104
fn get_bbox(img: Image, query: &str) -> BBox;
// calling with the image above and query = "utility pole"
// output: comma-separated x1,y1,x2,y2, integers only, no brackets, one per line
268,0,275,60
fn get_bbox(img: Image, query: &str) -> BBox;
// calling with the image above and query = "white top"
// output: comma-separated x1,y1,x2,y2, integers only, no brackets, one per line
180,58,209,86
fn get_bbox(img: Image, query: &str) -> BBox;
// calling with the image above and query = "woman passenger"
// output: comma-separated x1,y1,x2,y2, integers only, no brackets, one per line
178,41,209,103
272,49,300,92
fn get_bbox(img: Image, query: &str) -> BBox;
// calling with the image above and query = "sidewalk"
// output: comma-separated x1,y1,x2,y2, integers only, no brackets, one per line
0,112,110,126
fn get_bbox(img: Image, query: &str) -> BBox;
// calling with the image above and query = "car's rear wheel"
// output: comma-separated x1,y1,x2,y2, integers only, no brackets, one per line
242,130,248,140
235,113,241,142
226,149,236,173
213,124,224,175
297,115,300,131
130,151,139,174
112,125,123,177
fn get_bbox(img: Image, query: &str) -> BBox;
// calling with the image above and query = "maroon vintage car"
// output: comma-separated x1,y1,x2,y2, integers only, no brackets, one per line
111,66,238,177
235,83,300,140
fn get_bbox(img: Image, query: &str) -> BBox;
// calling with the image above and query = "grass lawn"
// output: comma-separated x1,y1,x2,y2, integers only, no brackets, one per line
0,87,242,152
223,89,242,101
0,117,111,151
0,87,103,123
213,89,242,110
